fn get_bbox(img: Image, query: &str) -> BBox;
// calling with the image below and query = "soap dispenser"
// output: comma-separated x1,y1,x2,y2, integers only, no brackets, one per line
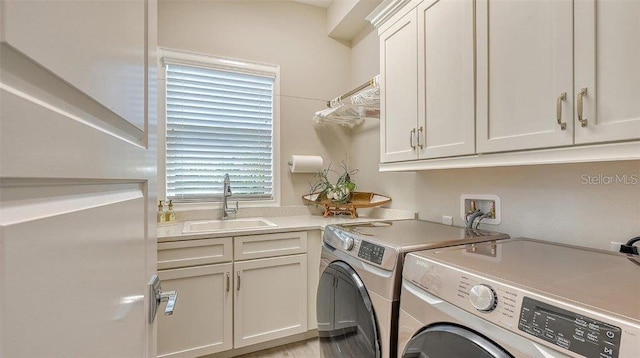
157,200,166,223
166,200,176,222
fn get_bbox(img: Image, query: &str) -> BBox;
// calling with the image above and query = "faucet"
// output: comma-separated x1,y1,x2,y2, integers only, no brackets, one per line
222,173,238,220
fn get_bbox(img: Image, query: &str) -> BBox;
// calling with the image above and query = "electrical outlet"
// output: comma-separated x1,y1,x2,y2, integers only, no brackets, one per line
460,194,501,225
442,215,453,226
611,241,623,252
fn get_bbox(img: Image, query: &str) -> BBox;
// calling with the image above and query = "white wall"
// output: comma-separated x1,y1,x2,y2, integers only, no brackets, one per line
415,161,640,251
350,26,640,251
158,0,352,206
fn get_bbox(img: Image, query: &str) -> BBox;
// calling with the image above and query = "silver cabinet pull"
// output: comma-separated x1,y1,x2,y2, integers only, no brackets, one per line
577,87,588,127
417,126,424,148
409,128,416,149
226,272,230,292
237,271,241,291
556,92,567,130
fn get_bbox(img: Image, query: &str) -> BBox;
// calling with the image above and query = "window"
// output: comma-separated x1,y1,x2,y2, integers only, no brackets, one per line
161,50,280,203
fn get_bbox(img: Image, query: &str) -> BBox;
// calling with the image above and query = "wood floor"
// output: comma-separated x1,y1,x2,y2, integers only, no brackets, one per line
234,338,320,358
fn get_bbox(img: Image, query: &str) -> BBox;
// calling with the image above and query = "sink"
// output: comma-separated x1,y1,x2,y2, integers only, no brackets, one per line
182,218,277,234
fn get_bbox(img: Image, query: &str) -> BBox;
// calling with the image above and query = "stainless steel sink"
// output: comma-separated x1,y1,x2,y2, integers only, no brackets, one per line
182,218,277,234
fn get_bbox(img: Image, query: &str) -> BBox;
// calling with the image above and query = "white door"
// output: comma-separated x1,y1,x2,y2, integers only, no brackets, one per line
476,0,574,153
417,0,475,159
380,9,419,163
574,0,640,144
0,1,158,357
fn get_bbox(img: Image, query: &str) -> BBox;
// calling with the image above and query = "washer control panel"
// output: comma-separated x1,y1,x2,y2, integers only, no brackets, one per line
357,240,385,265
323,225,395,270
519,297,621,358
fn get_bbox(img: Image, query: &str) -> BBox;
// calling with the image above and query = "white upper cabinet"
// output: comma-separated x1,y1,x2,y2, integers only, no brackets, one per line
476,0,574,153
380,9,419,163
379,0,475,163
371,0,639,171
574,0,640,144
418,0,475,158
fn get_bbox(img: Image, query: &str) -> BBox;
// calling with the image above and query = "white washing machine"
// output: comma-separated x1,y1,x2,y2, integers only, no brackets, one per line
316,220,509,358
398,238,640,358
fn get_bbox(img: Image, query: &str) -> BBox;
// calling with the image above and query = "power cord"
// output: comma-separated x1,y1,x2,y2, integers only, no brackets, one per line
619,236,640,255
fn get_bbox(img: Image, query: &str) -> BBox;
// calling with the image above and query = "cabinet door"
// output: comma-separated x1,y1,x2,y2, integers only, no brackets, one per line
476,0,574,153
417,0,475,158
234,254,308,348
158,264,233,358
380,9,419,163
574,0,640,144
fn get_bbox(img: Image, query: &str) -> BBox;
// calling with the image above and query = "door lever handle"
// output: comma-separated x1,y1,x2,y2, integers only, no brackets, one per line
148,274,179,323
160,290,178,316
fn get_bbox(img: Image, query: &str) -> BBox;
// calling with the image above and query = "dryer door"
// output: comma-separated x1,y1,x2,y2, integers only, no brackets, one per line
402,324,513,358
317,261,381,358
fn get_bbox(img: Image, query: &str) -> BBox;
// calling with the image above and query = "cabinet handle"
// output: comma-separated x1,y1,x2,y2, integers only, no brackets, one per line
577,87,588,127
417,126,424,148
226,272,230,292
556,92,567,130
409,128,416,149
237,271,241,291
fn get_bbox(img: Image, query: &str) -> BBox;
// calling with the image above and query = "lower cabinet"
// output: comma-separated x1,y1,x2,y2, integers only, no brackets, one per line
158,264,233,358
157,231,312,358
234,254,308,348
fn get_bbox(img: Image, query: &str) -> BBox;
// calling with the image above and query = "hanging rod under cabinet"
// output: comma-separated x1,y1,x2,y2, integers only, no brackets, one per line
326,76,379,108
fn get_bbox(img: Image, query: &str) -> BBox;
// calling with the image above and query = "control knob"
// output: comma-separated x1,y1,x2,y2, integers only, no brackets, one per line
343,237,355,251
470,284,497,312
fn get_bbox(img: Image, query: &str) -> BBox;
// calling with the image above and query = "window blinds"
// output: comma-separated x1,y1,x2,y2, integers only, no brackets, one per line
165,63,274,201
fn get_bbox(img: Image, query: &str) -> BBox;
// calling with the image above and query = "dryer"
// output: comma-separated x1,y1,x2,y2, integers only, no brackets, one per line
398,238,640,358
316,220,509,358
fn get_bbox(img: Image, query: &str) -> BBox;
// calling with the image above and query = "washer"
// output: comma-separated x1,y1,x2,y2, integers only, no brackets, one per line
316,220,509,358
398,238,640,358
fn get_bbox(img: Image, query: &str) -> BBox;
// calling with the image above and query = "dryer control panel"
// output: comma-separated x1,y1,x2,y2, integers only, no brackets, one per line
519,297,622,358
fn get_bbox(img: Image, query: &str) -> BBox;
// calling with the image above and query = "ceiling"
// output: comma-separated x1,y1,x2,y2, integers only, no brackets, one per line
293,0,333,8
293,0,382,41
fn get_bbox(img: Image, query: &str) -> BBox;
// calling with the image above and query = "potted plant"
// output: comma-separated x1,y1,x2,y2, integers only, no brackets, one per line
309,162,358,204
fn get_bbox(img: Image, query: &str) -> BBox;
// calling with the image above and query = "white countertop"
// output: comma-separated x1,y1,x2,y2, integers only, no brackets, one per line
158,208,415,242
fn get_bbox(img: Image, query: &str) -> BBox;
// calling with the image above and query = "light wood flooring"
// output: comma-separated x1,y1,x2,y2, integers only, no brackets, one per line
234,338,320,358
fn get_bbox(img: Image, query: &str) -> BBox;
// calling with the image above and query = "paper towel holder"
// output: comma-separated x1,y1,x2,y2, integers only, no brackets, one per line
288,155,324,173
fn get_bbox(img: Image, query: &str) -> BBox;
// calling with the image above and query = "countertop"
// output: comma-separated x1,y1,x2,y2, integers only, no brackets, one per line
157,207,415,242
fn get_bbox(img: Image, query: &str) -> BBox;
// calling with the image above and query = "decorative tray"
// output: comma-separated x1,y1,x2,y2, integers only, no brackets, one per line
302,191,391,218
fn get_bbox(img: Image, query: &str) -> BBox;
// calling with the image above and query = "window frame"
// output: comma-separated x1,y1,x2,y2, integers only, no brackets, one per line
158,48,281,208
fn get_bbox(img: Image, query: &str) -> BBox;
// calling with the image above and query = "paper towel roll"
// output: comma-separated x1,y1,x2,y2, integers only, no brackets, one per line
289,155,324,173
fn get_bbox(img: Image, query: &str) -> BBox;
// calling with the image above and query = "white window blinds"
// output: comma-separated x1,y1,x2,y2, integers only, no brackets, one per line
165,63,275,201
